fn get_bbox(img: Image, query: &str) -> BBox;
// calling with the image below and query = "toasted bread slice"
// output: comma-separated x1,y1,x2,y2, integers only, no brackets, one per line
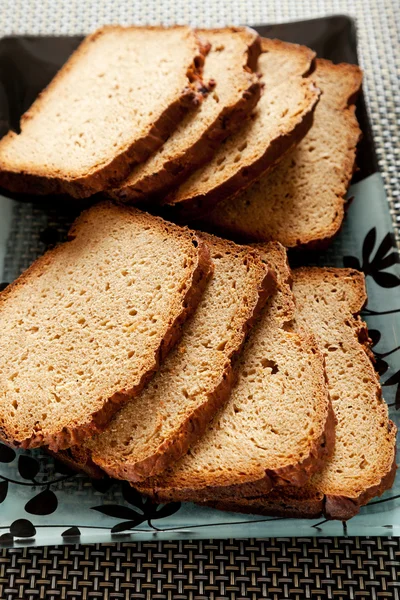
136,243,333,501
0,203,212,451
60,234,275,481
0,26,207,198
160,38,319,219
206,268,397,520
204,58,362,248
112,28,262,203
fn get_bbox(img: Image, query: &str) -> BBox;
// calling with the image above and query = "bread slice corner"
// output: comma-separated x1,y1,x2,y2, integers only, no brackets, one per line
204,57,363,248
0,202,212,451
111,27,263,204
160,38,320,219
0,26,208,198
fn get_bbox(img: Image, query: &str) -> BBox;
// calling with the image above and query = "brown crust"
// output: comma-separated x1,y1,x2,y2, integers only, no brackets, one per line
260,38,316,73
47,447,104,479
0,204,213,451
111,28,262,204
0,26,208,199
200,60,362,249
163,89,319,221
135,246,333,502
137,394,335,503
324,451,397,519
202,268,397,520
64,237,276,481
201,454,397,521
201,490,325,519
92,255,276,482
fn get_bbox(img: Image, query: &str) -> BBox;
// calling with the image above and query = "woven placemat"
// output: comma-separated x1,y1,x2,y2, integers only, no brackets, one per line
0,0,399,598
0,538,399,599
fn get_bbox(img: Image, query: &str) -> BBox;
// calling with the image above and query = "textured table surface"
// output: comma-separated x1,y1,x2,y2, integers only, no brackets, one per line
0,1,399,598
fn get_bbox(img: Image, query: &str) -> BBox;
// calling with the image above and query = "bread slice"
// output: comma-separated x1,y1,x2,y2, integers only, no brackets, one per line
206,268,397,520
0,202,212,452
60,234,275,481
111,28,262,204
0,26,207,198
136,243,333,502
160,39,320,219
204,59,362,248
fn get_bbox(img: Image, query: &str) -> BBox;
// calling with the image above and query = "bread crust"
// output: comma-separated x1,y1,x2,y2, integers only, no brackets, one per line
201,268,397,520
58,237,277,481
134,244,333,501
136,369,335,503
89,254,276,482
201,454,397,521
163,84,319,220
47,447,104,479
0,26,208,199
0,204,213,451
111,27,263,204
202,59,362,249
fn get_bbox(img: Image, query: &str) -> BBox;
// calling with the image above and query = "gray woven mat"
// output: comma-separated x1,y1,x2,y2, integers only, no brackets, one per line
0,538,399,600
0,0,399,598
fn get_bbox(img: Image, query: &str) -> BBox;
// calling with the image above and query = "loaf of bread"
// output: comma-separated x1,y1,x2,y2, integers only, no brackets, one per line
112,28,262,203
0,26,207,198
0,203,212,451
205,268,397,520
161,39,320,219
136,243,333,501
203,57,362,248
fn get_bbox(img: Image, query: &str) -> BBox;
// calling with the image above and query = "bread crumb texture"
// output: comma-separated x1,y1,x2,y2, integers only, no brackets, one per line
84,233,271,481
136,243,330,500
0,202,210,451
206,57,362,248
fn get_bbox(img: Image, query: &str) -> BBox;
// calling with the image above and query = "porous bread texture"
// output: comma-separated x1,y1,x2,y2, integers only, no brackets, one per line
66,233,275,482
258,38,315,86
136,242,332,502
0,202,212,451
0,26,207,198
161,40,320,218
208,268,397,520
204,58,362,248
112,27,262,203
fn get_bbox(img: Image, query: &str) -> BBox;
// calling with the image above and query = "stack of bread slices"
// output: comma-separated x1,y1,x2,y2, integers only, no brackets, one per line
0,25,396,521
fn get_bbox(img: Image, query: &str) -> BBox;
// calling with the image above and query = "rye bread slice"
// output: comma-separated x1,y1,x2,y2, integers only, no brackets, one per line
60,234,275,481
160,39,320,219
204,58,362,249
206,268,397,520
111,28,262,203
0,26,207,199
136,243,333,502
0,202,212,452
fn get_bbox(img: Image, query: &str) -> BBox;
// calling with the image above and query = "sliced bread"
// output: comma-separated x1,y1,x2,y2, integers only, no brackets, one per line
204,59,362,248
136,242,333,502
160,39,320,219
0,26,207,198
0,202,212,451
62,233,275,481
206,268,397,520
111,28,262,203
